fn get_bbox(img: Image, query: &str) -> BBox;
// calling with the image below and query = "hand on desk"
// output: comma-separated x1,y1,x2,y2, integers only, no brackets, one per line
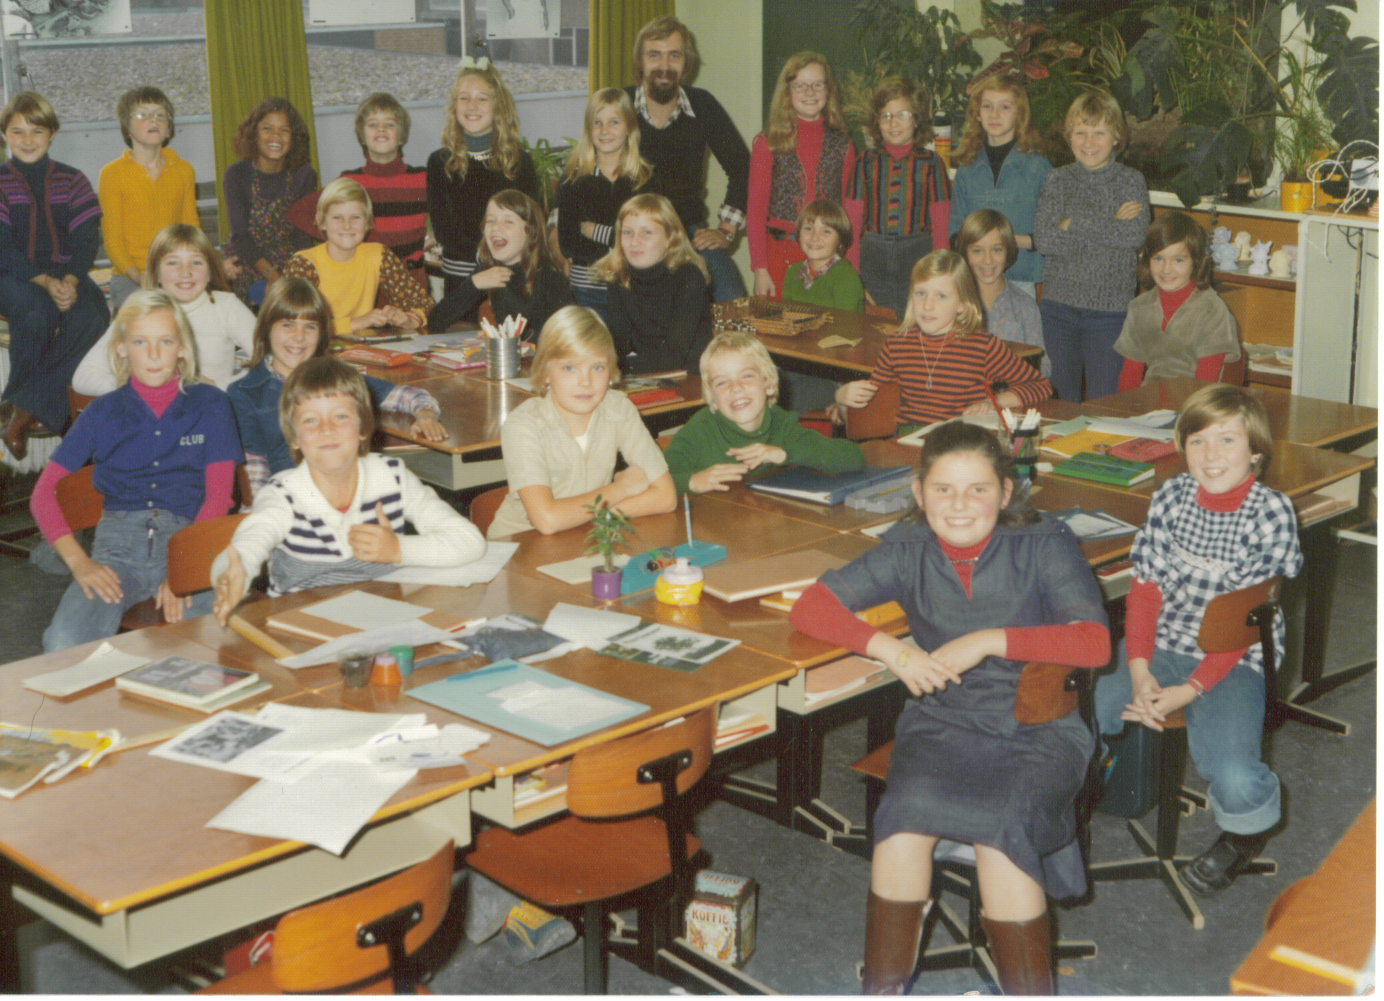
726,443,786,469
410,408,448,442
213,548,247,627
349,502,401,563
689,462,748,493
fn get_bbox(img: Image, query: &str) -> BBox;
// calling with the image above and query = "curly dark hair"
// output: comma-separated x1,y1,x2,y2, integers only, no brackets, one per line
232,96,312,172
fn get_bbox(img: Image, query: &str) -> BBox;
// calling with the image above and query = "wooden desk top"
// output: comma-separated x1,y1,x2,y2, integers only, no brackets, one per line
1231,800,1375,995
729,298,1042,375
1085,377,1378,448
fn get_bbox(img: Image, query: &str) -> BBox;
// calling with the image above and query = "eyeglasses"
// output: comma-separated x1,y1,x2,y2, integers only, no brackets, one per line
878,111,915,123
790,80,826,94
132,111,169,123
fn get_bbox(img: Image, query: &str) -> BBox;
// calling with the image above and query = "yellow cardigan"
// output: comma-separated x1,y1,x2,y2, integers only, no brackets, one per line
96,148,198,275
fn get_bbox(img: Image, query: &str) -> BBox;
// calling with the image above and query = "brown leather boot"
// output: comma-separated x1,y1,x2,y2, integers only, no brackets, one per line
4,405,33,461
861,891,929,995
981,910,1054,995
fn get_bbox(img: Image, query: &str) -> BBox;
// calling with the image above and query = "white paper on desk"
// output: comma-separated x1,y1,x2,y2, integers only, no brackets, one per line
22,642,151,697
150,711,300,779
860,520,899,540
295,591,434,629
1058,510,1140,540
504,376,535,393
489,679,631,730
383,331,464,354
276,620,459,669
378,542,518,587
362,722,491,770
536,552,630,585
542,603,641,648
250,704,426,754
206,760,416,855
1085,411,1178,442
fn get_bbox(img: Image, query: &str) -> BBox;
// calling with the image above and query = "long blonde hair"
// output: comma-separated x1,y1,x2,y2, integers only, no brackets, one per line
563,88,652,186
108,290,199,387
899,251,985,337
953,73,1044,166
595,193,708,288
764,52,846,155
439,63,524,182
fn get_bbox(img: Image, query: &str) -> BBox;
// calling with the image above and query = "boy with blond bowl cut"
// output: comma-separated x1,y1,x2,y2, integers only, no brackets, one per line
211,357,484,615
665,332,864,495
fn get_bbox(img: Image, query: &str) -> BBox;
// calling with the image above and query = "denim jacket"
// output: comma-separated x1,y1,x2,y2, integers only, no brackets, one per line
949,147,1051,284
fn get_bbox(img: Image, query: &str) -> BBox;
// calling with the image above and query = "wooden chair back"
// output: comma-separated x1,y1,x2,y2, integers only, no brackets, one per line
54,465,103,532
166,514,246,596
67,387,97,420
233,464,253,510
1197,578,1281,653
478,297,497,329
468,485,509,536
268,840,454,993
1014,661,1093,726
864,302,897,323
566,707,715,819
844,381,901,441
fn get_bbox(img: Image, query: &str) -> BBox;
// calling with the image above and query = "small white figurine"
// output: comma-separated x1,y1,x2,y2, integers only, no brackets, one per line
1213,225,1232,246
1268,248,1291,278
1212,239,1241,271
1283,244,1298,276
1247,240,1272,275
1234,230,1254,261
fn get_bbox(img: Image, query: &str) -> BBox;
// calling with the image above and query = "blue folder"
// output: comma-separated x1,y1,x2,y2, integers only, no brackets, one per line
407,660,649,746
746,464,912,506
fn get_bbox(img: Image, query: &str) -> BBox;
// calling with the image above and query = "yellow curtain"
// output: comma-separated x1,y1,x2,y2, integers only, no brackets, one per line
589,0,676,92
204,0,318,242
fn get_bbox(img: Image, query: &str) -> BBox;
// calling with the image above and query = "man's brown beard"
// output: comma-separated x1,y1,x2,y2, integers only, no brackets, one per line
648,74,679,104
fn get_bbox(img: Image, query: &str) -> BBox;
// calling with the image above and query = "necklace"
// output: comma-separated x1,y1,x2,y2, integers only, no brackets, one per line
918,332,952,390
947,555,980,566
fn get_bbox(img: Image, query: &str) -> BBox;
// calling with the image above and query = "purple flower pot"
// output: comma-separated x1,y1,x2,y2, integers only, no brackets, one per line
591,567,623,600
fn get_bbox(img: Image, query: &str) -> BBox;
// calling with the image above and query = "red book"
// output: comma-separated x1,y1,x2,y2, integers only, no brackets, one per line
336,345,414,368
1107,437,1178,462
626,387,680,407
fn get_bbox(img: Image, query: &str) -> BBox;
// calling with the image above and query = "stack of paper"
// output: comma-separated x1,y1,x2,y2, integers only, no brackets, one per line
1051,507,1141,540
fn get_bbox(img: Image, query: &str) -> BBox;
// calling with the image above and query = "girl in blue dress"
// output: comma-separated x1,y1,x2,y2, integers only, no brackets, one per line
790,422,1109,994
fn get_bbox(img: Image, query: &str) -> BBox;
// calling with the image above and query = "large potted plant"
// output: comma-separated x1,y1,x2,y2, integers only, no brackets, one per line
584,495,633,600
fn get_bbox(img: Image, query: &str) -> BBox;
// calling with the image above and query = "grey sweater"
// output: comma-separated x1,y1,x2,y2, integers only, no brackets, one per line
1032,160,1149,312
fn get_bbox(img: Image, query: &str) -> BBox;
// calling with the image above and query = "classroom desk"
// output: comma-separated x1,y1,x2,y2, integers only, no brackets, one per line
1230,800,1374,995
722,298,1044,376
0,627,489,982
1085,377,1378,451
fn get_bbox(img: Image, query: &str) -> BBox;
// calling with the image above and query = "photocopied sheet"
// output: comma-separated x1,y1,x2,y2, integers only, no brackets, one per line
23,642,151,698
1052,507,1141,540
293,591,435,629
542,603,641,649
378,542,518,587
206,759,416,856
276,620,461,669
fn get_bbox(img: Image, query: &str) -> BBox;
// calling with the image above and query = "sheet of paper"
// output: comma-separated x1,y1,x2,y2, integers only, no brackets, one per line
250,704,426,754
536,552,630,585
489,680,632,730
860,520,900,540
23,642,151,698
276,620,460,669
205,760,416,856
295,591,434,629
1084,412,1177,442
149,711,301,779
598,621,740,669
504,377,535,393
362,722,491,770
541,603,641,648
378,542,517,587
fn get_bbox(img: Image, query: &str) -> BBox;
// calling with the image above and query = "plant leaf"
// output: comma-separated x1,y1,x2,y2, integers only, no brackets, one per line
1315,33,1379,147
1160,121,1255,207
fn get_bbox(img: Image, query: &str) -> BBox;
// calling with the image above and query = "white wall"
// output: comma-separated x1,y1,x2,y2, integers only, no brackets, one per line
677,0,762,287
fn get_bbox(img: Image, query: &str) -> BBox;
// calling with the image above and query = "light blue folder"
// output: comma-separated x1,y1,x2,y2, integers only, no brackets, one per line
407,660,650,746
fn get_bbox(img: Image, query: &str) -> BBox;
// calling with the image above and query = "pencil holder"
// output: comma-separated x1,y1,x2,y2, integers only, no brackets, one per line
1013,426,1040,483
485,338,520,379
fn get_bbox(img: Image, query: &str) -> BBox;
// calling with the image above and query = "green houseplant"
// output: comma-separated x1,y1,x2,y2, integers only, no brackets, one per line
585,495,633,600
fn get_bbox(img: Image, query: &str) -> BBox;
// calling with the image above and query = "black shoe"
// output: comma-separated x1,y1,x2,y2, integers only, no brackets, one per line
1179,831,1270,896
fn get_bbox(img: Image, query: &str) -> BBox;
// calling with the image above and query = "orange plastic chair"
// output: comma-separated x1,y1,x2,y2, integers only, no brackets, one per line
468,485,509,536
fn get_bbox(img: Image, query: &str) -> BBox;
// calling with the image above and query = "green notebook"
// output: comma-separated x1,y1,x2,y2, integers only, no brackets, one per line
1052,452,1155,487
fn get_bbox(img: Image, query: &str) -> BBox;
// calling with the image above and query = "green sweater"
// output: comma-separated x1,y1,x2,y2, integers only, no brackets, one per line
665,404,866,495
782,258,865,313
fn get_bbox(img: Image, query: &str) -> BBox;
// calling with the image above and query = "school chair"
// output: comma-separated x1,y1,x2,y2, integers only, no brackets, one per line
799,381,901,442
66,386,97,420
1088,577,1283,930
464,707,715,994
54,465,248,630
198,839,455,994
863,302,897,323
467,484,508,536
848,662,1099,993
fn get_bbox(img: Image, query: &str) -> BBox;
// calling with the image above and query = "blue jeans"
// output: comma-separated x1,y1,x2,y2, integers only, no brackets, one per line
688,227,746,303
0,272,109,432
1094,641,1280,834
859,231,933,321
43,509,214,652
570,282,610,327
1039,298,1126,401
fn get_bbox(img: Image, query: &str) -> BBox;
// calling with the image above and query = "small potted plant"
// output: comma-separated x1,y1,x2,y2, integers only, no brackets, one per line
585,494,633,600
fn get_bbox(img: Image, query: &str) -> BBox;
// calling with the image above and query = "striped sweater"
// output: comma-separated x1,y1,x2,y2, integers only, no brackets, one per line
0,155,102,278
212,454,486,597
848,144,950,239
870,328,1052,426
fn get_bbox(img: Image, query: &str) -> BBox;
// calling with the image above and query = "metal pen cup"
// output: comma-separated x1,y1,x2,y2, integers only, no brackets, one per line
484,338,520,379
